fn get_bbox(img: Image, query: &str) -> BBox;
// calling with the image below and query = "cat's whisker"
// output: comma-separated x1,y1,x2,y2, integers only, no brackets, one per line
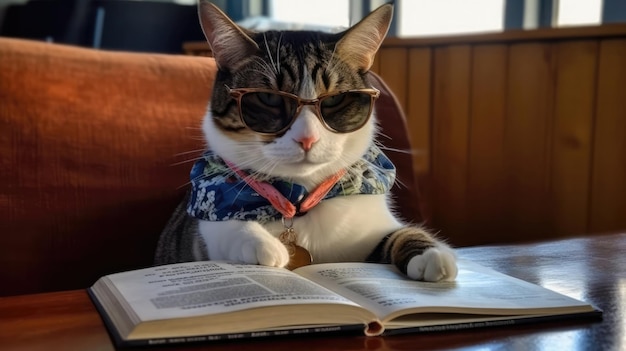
276,33,283,73
178,163,237,190
335,155,362,192
218,169,253,196
248,68,275,83
243,53,276,87
248,58,277,83
376,131,392,141
372,139,410,154
248,161,277,182
177,182,192,190
178,176,207,190
221,159,280,201
177,173,205,190
167,149,205,167
359,156,407,190
229,182,251,203
226,154,264,171
170,157,204,167
394,178,408,189
376,145,412,155
263,33,279,74
325,40,340,75
174,149,206,157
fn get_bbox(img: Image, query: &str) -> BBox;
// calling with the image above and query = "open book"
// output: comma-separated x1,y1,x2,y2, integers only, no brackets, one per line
89,260,600,347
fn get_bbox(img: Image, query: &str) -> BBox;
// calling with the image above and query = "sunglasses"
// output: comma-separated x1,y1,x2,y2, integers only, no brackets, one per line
227,87,380,135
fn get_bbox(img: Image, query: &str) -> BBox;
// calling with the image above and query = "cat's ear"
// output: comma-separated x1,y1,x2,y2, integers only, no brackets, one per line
198,1,259,69
335,3,393,72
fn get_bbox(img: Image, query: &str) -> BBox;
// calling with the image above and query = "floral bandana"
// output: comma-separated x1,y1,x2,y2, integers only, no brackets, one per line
186,145,396,223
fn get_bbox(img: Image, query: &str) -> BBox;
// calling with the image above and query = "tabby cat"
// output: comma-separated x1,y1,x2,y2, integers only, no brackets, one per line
173,1,456,281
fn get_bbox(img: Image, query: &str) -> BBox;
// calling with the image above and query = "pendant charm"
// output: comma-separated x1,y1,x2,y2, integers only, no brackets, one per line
286,245,313,270
279,218,312,270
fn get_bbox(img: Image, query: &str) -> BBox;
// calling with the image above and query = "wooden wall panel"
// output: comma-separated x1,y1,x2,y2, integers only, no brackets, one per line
551,41,598,236
466,45,508,243
431,45,471,240
368,25,626,246
406,48,432,176
376,48,408,111
504,43,556,240
406,48,433,223
590,39,626,233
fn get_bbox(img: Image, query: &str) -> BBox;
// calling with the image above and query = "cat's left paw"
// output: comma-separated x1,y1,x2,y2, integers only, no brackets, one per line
406,247,458,282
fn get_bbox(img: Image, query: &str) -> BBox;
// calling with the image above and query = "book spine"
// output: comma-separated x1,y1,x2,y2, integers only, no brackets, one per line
87,287,365,347
383,311,602,336
119,325,365,347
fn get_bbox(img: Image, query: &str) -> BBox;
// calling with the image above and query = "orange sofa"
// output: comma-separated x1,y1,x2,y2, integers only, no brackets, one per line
0,37,421,296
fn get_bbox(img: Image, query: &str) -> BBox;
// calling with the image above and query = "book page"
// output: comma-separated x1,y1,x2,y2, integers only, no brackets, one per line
295,260,592,321
101,261,360,322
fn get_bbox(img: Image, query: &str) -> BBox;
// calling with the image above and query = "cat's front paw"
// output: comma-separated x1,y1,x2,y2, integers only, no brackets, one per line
198,220,290,268
239,235,290,268
406,247,457,282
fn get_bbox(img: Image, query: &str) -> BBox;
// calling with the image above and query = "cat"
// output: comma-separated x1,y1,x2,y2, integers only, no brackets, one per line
164,1,457,282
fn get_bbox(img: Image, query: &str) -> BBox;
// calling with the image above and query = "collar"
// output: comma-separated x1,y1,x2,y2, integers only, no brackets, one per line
186,144,396,223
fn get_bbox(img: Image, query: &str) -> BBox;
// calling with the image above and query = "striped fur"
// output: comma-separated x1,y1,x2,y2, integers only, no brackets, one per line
366,227,456,281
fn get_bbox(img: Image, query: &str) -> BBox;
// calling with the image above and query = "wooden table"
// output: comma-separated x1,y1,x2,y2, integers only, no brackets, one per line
1,233,624,351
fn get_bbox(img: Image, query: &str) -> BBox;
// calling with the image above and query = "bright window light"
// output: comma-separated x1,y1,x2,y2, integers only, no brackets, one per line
398,0,505,37
556,0,602,27
270,0,350,28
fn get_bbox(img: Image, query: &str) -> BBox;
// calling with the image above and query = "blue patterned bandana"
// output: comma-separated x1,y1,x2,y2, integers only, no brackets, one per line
187,145,396,223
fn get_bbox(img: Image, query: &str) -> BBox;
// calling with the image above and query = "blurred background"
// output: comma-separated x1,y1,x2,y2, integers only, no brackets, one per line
1,0,625,54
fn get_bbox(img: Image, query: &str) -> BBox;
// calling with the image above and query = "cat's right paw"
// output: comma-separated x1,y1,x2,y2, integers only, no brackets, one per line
238,235,290,268
406,247,458,282
199,220,291,268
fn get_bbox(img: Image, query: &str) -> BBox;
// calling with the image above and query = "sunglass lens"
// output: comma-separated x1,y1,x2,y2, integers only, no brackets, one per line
240,92,297,133
320,92,373,132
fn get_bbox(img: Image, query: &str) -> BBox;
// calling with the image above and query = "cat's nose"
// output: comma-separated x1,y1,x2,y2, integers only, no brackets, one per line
295,135,319,152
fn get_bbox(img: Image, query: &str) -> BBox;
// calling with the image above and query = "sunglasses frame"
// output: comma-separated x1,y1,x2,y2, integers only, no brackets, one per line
227,86,381,135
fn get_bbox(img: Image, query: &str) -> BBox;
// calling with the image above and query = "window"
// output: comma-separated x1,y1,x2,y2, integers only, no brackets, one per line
398,0,505,37
266,0,610,38
556,0,603,26
269,0,350,29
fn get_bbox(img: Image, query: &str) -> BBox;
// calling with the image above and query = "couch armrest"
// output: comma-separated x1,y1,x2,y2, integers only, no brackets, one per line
0,38,215,295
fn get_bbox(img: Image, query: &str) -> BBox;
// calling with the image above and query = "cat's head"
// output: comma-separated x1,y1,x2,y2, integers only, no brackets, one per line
198,1,392,186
